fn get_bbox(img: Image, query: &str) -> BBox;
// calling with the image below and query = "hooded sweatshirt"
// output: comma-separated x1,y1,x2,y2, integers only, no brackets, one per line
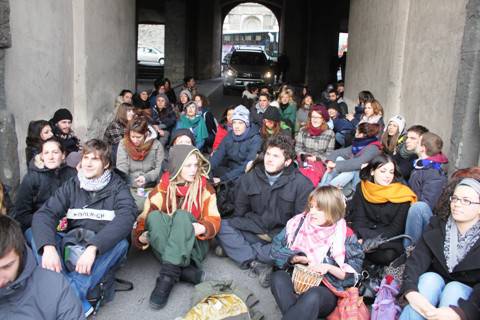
0,246,83,320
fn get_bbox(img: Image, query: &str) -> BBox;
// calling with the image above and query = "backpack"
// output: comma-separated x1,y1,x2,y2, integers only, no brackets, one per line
371,275,401,320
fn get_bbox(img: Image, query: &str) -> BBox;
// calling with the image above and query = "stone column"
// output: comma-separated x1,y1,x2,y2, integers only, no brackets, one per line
0,0,19,193
344,0,468,162
449,0,480,170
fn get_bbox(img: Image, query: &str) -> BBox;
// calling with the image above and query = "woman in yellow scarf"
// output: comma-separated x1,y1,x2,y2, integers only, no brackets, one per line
349,154,417,265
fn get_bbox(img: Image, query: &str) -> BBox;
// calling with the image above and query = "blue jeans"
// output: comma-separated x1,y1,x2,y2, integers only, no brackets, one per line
26,229,128,302
319,156,360,188
404,202,432,248
399,272,472,320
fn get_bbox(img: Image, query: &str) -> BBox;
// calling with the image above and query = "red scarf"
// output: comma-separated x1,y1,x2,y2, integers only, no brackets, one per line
307,126,325,136
159,172,206,219
122,136,154,161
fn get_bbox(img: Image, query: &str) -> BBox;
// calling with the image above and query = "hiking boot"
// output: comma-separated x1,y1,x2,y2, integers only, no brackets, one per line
149,275,176,309
180,265,204,284
250,260,273,288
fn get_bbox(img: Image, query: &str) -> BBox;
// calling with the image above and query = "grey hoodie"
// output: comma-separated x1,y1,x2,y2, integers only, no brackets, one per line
0,246,84,320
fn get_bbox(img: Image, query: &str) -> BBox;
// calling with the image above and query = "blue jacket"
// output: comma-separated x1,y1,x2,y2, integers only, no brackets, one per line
408,154,448,209
210,125,262,182
270,224,364,290
332,117,355,133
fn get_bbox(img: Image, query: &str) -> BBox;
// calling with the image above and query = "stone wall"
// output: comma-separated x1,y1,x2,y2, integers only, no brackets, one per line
345,0,473,169
5,0,136,178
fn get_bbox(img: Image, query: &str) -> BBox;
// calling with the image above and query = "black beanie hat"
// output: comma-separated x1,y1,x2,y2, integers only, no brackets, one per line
170,128,196,146
52,108,73,124
263,106,281,122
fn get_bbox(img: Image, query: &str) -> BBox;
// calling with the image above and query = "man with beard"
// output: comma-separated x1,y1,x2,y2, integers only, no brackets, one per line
216,135,313,288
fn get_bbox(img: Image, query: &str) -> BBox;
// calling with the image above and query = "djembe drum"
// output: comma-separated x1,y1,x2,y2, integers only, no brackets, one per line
291,264,323,294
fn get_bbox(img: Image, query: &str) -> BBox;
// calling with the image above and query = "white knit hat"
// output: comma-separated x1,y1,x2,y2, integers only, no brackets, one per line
386,115,406,134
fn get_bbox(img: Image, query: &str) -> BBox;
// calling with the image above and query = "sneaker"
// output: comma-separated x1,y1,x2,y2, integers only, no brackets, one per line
214,245,226,257
249,260,273,288
82,299,94,318
149,275,176,310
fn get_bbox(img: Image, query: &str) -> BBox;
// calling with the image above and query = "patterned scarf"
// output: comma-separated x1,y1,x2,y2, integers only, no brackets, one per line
286,213,356,274
444,215,480,272
123,136,154,161
78,169,112,192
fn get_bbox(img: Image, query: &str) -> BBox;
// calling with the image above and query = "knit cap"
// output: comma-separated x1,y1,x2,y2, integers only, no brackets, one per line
387,115,406,134
167,144,210,180
263,106,281,122
179,89,192,101
170,128,196,146
156,93,170,106
52,108,73,124
232,105,250,127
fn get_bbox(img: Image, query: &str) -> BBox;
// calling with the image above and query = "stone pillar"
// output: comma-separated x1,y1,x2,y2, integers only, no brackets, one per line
449,0,480,170
165,0,187,83
0,0,20,193
5,0,136,177
344,0,469,161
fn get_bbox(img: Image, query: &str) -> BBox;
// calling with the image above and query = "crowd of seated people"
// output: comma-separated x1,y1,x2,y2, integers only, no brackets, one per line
1,78,478,320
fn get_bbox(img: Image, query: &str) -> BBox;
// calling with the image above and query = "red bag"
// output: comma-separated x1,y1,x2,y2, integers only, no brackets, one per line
297,158,326,186
323,278,370,320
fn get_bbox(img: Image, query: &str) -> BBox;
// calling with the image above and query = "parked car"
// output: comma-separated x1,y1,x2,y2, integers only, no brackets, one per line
137,47,164,66
223,48,274,94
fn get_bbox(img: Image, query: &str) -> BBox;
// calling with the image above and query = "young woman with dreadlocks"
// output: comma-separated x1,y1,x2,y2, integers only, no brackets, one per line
133,145,221,310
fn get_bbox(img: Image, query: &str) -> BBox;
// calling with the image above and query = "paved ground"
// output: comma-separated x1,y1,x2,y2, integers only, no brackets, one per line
98,80,281,319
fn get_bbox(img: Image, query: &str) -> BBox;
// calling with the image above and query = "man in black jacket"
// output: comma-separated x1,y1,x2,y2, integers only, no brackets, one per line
0,215,83,320
216,135,313,287
32,139,137,317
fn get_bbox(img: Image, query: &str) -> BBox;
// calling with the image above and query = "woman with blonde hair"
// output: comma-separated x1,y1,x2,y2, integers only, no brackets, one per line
270,186,364,320
277,90,297,132
133,145,221,310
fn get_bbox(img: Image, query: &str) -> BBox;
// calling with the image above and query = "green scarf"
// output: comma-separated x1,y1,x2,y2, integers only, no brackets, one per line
178,114,209,147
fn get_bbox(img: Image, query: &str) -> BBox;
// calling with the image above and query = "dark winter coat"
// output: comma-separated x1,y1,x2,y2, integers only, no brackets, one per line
228,164,313,237
249,104,267,128
349,185,410,256
393,145,418,181
199,108,217,151
0,246,83,320
12,160,76,231
402,216,480,320
52,126,80,155
408,154,448,209
32,172,137,255
151,104,177,133
210,126,263,182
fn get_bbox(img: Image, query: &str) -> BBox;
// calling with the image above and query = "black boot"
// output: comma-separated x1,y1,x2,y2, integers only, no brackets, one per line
149,263,181,309
180,265,204,285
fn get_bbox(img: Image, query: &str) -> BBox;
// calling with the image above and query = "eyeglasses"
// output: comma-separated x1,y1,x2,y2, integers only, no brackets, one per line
450,195,480,206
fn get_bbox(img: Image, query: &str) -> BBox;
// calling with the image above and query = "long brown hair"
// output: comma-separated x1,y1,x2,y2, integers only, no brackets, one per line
114,102,134,126
381,130,401,154
261,120,281,139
